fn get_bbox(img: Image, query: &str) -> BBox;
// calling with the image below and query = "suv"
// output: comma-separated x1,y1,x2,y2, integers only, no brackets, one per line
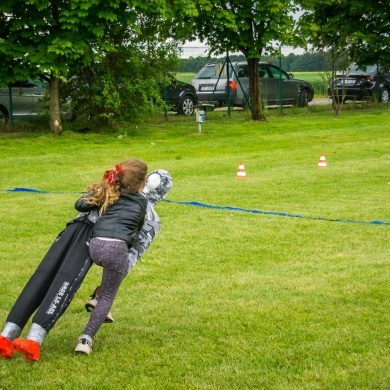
328,64,390,103
162,79,198,115
190,61,314,107
0,79,48,123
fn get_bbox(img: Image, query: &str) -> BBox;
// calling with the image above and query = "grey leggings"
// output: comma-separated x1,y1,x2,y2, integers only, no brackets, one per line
84,237,128,338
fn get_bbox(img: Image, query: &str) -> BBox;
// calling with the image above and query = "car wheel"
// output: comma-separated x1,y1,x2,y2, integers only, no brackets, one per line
379,88,389,103
296,89,308,107
0,106,9,124
178,95,195,115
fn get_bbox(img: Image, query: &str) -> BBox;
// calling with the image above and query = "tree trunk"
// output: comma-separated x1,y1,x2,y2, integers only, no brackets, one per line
49,75,63,134
247,57,266,121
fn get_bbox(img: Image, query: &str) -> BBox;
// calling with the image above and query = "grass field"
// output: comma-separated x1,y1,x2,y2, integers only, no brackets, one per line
0,105,389,389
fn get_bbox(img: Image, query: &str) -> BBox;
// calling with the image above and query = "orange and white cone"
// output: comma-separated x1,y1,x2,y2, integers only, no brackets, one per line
236,161,247,178
317,152,327,168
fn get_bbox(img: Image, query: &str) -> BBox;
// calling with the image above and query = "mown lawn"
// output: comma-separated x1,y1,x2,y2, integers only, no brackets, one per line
0,105,389,389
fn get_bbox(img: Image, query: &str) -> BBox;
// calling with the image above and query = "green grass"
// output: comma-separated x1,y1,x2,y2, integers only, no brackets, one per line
177,72,196,84
293,72,329,97
0,105,390,389
292,72,326,83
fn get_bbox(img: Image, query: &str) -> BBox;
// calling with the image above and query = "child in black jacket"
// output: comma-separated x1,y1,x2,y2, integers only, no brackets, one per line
71,158,148,355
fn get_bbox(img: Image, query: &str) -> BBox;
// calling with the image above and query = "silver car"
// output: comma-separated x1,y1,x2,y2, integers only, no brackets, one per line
190,61,314,107
0,79,48,123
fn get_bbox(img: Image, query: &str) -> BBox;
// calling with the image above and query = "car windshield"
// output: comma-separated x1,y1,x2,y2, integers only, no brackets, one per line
347,64,378,75
195,64,233,79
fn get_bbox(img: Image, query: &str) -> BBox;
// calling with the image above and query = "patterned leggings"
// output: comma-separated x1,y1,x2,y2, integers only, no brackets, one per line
84,237,128,338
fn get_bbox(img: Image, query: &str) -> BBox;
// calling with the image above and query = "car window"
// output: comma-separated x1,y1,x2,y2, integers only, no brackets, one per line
259,65,269,78
347,64,378,74
27,78,48,88
196,66,217,79
237,65,249,78
267,65,289,79
196,64,225,79
196,64,234,79
236,64,269,78
9,79,48,88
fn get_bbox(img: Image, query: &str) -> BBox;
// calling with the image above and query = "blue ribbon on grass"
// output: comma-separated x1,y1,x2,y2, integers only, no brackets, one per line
3,188,390,226
165,200,390,226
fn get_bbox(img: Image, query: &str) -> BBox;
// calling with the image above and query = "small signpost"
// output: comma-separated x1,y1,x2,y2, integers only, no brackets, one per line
195,103,214,132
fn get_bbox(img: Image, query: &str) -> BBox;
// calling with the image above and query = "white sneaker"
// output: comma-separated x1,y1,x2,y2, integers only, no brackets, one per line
85,298,114,323
75,337,93,355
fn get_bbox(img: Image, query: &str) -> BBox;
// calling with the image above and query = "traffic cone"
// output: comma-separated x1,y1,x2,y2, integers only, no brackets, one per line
317,152,327,168
236,161,247,178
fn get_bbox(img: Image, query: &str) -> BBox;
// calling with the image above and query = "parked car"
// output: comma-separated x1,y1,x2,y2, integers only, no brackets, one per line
328,64,390,103
0,78,48,123
190,61,314,107
162,78,198,115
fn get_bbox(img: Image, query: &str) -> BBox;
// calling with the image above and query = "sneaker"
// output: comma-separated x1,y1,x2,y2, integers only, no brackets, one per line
0,335,14,359
75,337,93,355
85,297,114,323
85,297,98,313
13,338,40,361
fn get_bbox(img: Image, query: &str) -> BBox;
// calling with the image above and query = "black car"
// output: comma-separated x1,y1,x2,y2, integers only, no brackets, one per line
161,79,198,115
328,64,390,103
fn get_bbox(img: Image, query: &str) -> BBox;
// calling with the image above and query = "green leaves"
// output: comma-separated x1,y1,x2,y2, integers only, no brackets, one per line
297,0,390,67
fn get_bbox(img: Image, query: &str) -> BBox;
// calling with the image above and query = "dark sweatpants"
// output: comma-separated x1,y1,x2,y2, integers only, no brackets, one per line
7,221,93,332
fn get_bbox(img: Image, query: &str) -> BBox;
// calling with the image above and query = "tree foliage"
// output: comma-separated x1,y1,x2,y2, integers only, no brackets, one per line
297,0,390,68
0,0,136,132
185,0,299,120
0,0,195,133
62,18,181,125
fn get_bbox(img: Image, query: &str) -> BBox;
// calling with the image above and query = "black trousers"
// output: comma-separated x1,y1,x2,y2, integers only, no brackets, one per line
7,221,93,332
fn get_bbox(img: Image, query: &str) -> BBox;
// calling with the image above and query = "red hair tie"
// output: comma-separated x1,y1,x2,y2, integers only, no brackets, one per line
103,164,124,185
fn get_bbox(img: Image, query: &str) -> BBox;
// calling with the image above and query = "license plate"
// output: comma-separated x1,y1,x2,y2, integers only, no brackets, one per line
338,79,356,85
200,85,215,91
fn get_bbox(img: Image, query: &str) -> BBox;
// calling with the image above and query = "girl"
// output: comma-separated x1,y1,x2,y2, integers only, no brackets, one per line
1,168,171,361
11,158,148,357
73,158,148,354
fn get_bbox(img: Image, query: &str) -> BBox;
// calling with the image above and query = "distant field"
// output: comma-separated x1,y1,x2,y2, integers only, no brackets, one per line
177,73,196,84
177,72,329,97
292,71,327,82
292,72,329,97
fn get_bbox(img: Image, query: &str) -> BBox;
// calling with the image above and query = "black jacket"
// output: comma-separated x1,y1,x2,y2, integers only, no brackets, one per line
75,192,147,247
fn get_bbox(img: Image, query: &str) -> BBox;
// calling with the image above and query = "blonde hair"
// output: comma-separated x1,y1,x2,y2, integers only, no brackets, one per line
84,159,147,215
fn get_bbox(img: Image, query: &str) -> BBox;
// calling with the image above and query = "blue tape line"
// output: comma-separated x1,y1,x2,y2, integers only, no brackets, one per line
2,188,390,226
7,187,49,193
164,200,390,226
4,187,82,194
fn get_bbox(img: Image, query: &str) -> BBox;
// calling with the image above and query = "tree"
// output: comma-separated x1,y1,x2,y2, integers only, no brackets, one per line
297,0,390,68
185,1,298,120
0,0,195,133
62,15,182,124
